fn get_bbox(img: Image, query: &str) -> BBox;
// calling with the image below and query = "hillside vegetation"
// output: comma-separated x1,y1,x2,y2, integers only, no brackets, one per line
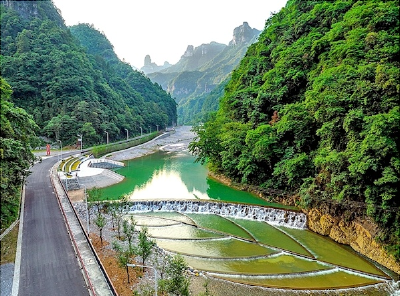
1,78,37,229
0,1,176,147
0,0,177,228
189,0,399,259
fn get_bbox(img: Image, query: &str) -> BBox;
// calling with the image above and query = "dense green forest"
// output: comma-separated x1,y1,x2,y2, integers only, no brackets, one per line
0,1,176,147
0,0,177,228
1,78,37,229
190,0,399,259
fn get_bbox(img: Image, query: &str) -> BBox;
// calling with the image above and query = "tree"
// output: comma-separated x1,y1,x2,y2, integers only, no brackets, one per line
122,216,136,250
134,226,155,269
115,204,124,239
94,212,106,245
112,240,134,283
160,254,190,296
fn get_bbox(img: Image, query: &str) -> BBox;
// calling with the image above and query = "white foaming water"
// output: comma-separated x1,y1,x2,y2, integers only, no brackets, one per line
126,200,307,229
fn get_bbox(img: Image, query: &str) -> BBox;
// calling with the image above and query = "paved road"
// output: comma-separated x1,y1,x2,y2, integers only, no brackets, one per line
18,154,89,296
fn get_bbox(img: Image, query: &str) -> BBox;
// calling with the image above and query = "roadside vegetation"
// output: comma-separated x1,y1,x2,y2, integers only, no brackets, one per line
0,223,19,264
90,132,159,158
0,78,37,231
91,202,193,296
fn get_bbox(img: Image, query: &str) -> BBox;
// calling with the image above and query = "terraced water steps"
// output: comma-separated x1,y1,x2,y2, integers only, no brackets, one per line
128,211,196,225
132,215,182,227
212,269,384,290
225,217,312,258
137,223,224,240
126,209,391,290
183,213,255,241
155,237,277,259
182,254,330,275
275,226,388,278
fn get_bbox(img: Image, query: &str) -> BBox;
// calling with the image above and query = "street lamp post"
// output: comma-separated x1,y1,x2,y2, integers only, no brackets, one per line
105,131,109,144
80,183,90,236
140,126,142,137
77,134,83,152
156,125,159,132
57,139,62,162
124,128,129,141
127,263,157,296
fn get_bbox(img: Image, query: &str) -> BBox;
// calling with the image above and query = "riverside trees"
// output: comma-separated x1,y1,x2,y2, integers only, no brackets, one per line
189,0,400,259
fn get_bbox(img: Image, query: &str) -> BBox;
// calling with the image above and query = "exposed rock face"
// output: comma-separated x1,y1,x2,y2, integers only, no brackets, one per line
307,208,400,274
1,0,64,26
1,0,39,19
229,21,261,46
140,54,171,74
144,54,152,66
183,45,194,58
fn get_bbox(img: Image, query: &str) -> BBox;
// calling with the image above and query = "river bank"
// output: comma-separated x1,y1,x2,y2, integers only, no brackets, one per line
208,171,400,276
105,126,196,162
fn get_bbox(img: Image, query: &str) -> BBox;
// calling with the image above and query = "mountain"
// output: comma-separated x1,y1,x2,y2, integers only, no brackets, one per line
190,0,399,261
146,22,261,124
140,55,171,74
0,1,177,146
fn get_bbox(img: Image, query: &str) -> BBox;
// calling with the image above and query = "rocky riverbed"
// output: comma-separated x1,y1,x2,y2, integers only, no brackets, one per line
105,125,196,162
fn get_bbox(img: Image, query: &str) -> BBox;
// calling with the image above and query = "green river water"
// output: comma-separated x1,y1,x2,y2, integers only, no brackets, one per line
100,150,395,292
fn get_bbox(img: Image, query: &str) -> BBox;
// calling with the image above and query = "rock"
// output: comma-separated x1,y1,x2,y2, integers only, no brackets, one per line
306,208,400,274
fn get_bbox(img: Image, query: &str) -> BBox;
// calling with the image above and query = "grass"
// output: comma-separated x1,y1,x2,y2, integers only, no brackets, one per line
91,132,159,158
1,223,19,264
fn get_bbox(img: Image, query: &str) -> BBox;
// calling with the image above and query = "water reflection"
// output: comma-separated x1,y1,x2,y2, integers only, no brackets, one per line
101,151,293,208
128,169,210,201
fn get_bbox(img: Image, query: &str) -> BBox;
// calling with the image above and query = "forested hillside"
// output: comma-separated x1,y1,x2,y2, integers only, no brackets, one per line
190,0,399,258
0,1,176,147
1,78,37,229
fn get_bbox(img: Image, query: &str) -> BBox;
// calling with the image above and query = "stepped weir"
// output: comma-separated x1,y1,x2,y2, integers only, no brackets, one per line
125,200,307,229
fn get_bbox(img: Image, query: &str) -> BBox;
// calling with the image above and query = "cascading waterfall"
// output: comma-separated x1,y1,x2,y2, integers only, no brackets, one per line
125,200,307,229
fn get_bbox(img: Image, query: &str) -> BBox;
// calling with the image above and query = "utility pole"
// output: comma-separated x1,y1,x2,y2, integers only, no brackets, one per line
124,128,129,141
77,134,83,152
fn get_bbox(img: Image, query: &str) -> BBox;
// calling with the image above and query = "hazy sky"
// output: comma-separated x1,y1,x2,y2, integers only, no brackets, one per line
52,0,288,69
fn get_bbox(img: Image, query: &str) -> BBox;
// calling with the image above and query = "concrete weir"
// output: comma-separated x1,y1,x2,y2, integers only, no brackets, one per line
125,200,307,229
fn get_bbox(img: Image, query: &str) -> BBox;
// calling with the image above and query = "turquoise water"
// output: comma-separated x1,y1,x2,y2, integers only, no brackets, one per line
101,151,295,209
128,211,389,290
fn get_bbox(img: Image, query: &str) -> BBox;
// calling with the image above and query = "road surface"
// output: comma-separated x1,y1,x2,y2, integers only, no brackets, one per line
18,153,89,296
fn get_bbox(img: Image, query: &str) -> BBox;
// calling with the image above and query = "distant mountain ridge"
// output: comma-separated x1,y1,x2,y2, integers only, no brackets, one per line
141,55,171,74
142,22,261,124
